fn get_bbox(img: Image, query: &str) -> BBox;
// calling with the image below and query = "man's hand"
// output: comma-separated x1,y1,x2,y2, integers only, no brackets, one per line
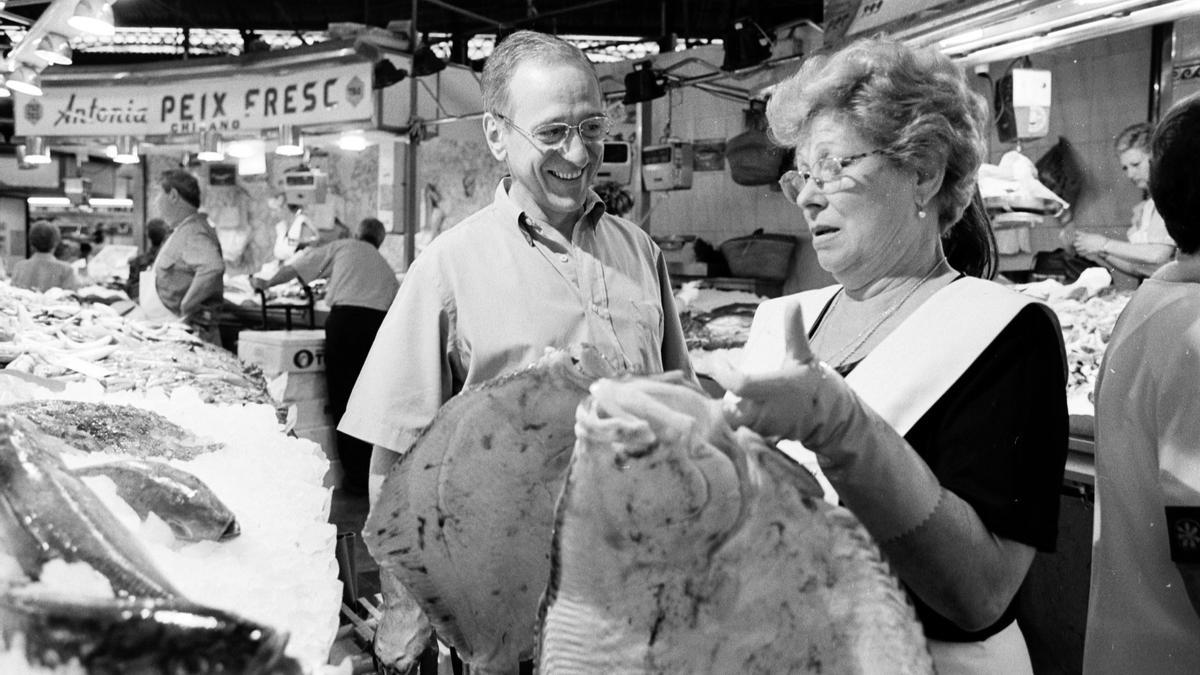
250,276,271,292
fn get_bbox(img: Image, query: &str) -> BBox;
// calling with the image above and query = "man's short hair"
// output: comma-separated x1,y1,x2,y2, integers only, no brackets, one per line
145,218,169,247
159,169,201,208
1150,94,1200,255
28,221,61,254
357,217,387,247
481,30,596,116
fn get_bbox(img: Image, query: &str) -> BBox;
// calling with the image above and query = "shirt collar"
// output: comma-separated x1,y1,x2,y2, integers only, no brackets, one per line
493,177,605,244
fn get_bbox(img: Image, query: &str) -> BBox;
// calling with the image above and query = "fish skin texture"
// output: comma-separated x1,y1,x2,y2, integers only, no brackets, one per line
364,346,619,675
538,377,934,674
0,592,302,674
4,400,223,461
73,459,240,542
0,413,183,599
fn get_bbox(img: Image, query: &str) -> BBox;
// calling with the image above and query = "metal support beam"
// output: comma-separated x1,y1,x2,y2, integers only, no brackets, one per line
421,0,505,28
405,0,421,268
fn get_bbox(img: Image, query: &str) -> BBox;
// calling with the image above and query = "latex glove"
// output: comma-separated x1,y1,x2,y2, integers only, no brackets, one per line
718,300,817,440
1073,232,1109,257
721,301,942,542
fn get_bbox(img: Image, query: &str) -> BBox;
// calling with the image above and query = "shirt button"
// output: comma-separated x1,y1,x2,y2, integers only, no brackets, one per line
559,254,570,263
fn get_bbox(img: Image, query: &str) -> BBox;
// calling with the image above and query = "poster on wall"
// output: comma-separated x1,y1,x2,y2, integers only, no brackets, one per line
692,139,727,171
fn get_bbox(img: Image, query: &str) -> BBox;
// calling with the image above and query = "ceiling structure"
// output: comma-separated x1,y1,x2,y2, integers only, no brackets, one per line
2,0,824,64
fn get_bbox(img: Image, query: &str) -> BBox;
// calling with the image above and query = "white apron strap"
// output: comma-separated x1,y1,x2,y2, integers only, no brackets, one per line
738,284,840,374
845,277,1035,435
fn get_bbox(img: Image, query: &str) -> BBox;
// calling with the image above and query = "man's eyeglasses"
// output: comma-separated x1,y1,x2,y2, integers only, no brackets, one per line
494,112,612,149
779,149,891,202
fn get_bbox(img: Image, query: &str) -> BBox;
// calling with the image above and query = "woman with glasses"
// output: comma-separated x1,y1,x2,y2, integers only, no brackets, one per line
722,37,1067,673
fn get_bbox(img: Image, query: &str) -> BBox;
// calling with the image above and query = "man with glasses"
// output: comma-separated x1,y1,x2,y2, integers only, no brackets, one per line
340,29,692,673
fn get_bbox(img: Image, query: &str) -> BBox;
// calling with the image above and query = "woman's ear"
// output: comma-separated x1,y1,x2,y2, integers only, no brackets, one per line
915,165,946,207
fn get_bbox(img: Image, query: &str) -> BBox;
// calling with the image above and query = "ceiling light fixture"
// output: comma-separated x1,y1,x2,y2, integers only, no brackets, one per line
113,136,140,164
68,0,116,37
6,66,44,97
197,129,224,161
27,196,72,207
34,33,73,66
18,137,52,165
275,125,304,156
338,131,369,151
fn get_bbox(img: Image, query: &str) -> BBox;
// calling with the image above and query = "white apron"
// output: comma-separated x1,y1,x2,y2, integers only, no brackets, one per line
741,278,1043,674
138,269,179,323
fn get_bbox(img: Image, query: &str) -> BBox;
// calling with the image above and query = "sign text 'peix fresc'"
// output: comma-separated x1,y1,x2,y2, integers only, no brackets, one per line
15,61,372,138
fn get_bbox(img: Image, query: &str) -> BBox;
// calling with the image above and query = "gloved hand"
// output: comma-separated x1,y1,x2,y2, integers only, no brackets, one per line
721,302,942,543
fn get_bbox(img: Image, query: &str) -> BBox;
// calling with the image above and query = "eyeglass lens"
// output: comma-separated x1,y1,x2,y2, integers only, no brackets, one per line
532,117,611,145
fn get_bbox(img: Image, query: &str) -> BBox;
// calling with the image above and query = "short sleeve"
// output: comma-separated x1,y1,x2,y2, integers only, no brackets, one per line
1157,324,1200,506
655,250,694,379
180,229,224,275
338,252,454,454
290,243,335,285
906,304,1069,551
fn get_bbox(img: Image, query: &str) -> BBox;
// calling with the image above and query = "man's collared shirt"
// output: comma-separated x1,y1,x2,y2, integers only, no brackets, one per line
339,178,691,455
154,212,225,316
290,239,399,312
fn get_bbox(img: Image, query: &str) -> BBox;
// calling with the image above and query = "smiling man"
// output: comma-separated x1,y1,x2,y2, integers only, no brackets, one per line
339,30,692,673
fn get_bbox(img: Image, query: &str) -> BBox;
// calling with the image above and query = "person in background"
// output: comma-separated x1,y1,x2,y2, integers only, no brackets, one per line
1084,95,1200,674
11,222,80,292
721,37,1067,673
153,169,225,345
251,217,399,496
1070,122,1176,278
339,30,692,673
272,203,319,262
126,218,169,299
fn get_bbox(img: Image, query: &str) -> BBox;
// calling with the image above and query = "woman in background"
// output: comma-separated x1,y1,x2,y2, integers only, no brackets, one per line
1071,122,1176,278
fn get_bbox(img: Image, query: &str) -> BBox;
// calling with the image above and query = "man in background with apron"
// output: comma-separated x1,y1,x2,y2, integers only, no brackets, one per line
148,169,225,346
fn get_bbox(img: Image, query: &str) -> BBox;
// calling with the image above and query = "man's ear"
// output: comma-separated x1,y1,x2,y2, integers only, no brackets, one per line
483,113,507,162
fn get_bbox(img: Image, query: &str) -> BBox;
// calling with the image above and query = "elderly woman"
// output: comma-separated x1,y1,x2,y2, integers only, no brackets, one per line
1085,96,1200,674
1072,122,1176,278
722,38,1068,672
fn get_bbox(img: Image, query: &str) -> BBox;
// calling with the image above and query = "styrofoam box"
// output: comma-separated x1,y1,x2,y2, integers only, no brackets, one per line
268,371,329,402
287,398,334,430
238,329,326,375
294,425,340,489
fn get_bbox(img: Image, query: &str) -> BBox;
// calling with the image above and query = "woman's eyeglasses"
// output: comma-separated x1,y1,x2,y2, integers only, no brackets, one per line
779,149,891,202
495,113,612,149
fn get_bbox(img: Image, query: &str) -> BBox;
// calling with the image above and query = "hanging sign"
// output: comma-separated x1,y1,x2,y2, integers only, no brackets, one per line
15,60,373,137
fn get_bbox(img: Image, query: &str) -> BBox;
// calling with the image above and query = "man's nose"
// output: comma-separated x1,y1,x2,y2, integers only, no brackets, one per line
559,129,590,163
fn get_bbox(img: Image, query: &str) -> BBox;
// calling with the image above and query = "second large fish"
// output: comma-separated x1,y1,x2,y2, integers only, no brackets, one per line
538,377,933,673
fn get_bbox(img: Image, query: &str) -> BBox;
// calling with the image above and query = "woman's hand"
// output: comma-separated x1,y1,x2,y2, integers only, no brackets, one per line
719,302,818,440
1073,232,1110,257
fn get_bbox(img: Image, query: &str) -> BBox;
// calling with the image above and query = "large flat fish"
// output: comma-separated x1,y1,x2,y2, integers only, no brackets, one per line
0,413,183,599
0,591,302,674
538,377,933,674
74,459,241,542
364,346,619,674
4,400,222,461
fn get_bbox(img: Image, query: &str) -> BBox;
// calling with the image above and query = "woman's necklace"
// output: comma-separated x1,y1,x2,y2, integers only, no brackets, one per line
823,259,947,368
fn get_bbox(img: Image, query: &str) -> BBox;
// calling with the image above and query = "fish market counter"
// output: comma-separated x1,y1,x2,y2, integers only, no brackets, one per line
1,282,344,674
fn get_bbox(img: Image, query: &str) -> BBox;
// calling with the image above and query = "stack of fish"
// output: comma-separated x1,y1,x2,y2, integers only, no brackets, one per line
0,403,302,674
0,281,268,404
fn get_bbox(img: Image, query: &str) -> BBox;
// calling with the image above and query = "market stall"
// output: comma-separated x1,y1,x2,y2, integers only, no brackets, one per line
0,281,347,672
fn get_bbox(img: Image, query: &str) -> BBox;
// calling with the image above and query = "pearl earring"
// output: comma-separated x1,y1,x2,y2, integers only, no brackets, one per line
916,201,927,219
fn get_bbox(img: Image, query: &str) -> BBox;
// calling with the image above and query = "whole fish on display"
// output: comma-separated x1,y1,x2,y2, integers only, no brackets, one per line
4,400,222,460
364,346,619,674
0,591,303,674
73,459,241,542
0,413,183,599
538,377,933,674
